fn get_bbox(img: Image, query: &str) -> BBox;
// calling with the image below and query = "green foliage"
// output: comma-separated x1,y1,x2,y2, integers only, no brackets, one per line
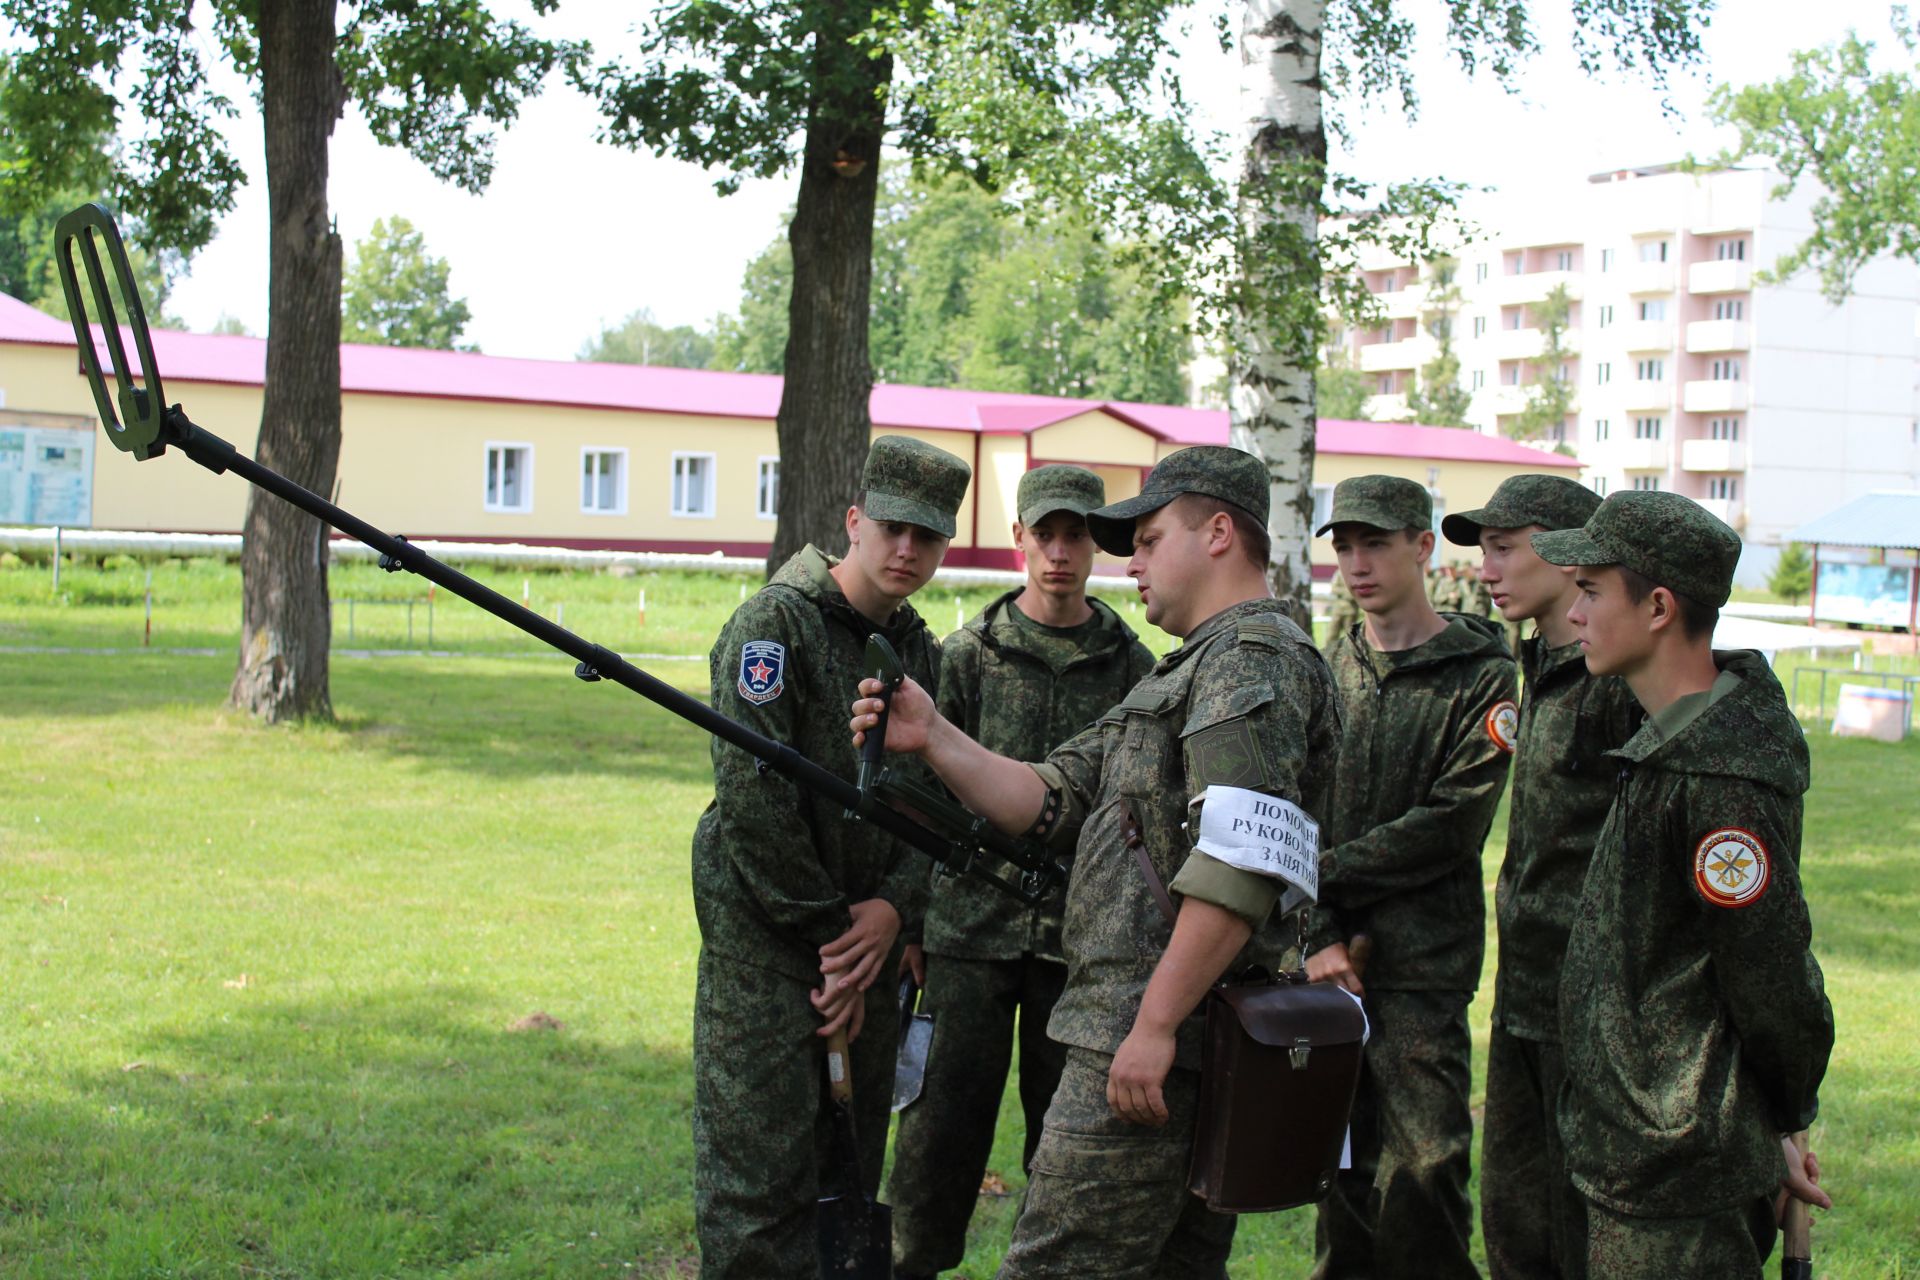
0,2,576,262
1707,18,1920,303
1508,284,1575,442
1315,351,1374,421
1770,541,1815,606
580,308,717,369
1405,258,1474,428
711,173,1189,402
340,216,473,350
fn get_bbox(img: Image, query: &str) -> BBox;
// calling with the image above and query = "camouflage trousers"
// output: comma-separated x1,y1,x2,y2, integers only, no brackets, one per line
1481,1026,1585,1280
692,949,898,1279
1582,1195,1776,1280
889,951,1070,1276
997,1046,1236,1279
1312,988,1478,1280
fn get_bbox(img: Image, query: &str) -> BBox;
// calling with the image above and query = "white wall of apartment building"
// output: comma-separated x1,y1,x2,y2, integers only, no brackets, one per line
1332,164,1920,586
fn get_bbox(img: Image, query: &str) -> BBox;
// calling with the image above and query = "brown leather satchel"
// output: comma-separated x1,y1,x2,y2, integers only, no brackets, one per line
1125,805,1366,1214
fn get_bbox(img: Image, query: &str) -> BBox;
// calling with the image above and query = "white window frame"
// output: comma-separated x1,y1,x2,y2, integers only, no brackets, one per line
1710,417,1741,441
1598,304,1614,328
1312,484,1335,533
1554,250,1574,271
756,455,780,521
1714,298,1745,320
1633,416,1663,440
1631,475,1662,491
1595,361,1612,385
483,441,534,515
1638,298,1667,322
1638,239,1669,263
1472,315,1487,339
579,446,629,516
1600,248,1615,272
1717,238,1747,261
672,451,718,519
1635,358,1665,382
1470,369,1486,391
1474,262,1490,284
1592,418,1611,441
1593,475,1609,496
1708,476,1738,500
1710,358,1743,382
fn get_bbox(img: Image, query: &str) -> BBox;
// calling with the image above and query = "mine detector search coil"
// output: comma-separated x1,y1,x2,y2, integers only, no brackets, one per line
52,201,1065,907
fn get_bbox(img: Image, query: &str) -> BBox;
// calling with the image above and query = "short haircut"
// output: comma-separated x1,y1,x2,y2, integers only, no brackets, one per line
1618,565,1718,641
1172,493,1270,571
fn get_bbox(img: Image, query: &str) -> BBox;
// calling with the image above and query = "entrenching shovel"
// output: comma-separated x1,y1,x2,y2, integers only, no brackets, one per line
816,1022,893,1278
1781,1130,1813,1280
891,973,932,1113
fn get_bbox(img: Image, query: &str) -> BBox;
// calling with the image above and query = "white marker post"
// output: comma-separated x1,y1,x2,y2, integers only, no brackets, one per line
638,587,647,628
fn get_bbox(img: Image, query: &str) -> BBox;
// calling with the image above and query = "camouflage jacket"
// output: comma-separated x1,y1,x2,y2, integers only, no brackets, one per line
691,545,940,981
1309,614,1516,992
1028,599,1342,1069
923,591,1156,962
1560,650,1832,1216
1493,635,1643,1041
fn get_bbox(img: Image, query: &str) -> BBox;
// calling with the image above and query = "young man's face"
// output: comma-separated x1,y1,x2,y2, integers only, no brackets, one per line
1330,524,1431,615
1476,524,1573,622
1016,510,1096,600
1567,565,1655,677
1127,503,1213,636
845,508,948,604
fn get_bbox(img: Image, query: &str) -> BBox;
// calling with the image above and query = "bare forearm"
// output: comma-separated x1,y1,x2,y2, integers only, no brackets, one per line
920,713,1049,834
1135,898,1253,1037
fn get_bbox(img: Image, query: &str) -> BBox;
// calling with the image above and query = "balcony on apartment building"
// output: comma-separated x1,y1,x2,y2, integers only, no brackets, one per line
1614,438,1671,471
1688,260,1752,294
1616,320,1674,351
1377,284,1428,320
1359,334,1437,372
1681,439,1747,471
1683,380,1750,412
1480,385,1533,416
1487,326,1583,360
1694,497,1740,525
1685,320,1752,353
1620,378,1674,411
1486,269,1583,307
1363,392,1411,420
1624,262,1676,294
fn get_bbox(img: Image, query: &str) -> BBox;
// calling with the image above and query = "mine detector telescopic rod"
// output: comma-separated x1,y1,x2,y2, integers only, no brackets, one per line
52,201,1064,906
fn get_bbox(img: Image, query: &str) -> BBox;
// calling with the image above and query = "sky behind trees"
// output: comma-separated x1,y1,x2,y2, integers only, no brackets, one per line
155,0,1903,365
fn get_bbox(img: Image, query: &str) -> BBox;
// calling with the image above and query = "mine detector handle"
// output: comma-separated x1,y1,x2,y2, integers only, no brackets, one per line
51,201,1064,907
854,634,1065,903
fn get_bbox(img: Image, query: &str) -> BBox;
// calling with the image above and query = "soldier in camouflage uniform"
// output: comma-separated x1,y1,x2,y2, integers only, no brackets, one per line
1440,475,1643,1280
889,464,1156,1278
1321,572,1359,649
852,446,1342,1279
1533,492,1834,1279
690,435,971,1278
1307,475,1517,1280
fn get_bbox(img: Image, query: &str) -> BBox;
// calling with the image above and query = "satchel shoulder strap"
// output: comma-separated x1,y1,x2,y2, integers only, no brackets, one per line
1123,801,1178,927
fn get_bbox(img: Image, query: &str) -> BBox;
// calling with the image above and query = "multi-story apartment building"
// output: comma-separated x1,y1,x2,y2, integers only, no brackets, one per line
1326,163,1920,584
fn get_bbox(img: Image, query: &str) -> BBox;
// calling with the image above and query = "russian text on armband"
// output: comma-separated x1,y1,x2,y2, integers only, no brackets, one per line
1191,784,1320,914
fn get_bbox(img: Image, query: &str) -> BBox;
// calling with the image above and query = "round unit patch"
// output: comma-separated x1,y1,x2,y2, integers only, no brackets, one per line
1693,827,1771,908
1484,700,1520,755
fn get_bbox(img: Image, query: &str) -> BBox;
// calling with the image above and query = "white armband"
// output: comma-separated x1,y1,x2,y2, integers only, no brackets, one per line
1191,784,1320,913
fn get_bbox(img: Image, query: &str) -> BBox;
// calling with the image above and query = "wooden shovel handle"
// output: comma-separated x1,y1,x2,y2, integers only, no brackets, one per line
825,1026,853,1105
1782,1129,1813,1270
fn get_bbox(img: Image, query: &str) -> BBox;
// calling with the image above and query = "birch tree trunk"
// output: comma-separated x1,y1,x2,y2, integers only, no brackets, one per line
1231,0,1324,627
231,0,345,721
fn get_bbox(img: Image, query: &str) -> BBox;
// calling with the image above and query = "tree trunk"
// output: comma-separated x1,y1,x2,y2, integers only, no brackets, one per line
1231,0,1325,628
765,2,893,575
231,0,345,721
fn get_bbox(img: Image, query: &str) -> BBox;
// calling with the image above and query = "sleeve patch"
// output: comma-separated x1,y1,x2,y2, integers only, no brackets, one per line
737,640,787,705
1485,699,1520,754
1693,827,1771,908
1187,716,1266,789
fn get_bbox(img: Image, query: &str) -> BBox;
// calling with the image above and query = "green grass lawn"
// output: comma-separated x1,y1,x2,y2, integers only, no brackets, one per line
1,561,1916,1277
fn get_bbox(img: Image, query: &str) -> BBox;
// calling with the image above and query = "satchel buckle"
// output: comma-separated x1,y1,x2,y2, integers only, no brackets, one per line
1289,1038,1312,1070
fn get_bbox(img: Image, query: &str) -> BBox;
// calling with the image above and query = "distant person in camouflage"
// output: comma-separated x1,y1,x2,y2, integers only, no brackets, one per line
1441,475,1643,1280
852,445,1341,1279
1533,492,1833,1279
889,464,1156,1279
1322,572,1359,648
1306,474,1516,1280
690,434,971,1278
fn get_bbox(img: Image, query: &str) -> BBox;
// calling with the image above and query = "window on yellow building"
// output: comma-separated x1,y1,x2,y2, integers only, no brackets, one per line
485,443,532,513
757,457,780,520
582,448,627,515
673,452,717,518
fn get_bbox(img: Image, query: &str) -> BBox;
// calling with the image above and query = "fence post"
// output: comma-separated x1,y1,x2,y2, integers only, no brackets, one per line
52,525,61,594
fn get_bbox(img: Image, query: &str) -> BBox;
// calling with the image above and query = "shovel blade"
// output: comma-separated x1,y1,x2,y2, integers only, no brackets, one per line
817,1192,893,1278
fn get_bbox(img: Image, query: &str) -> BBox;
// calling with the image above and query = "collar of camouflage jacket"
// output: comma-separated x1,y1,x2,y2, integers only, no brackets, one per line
778,543,930,643
1345,611,1510,679
973,589,1132,664
1158,596,1287,670
1524,633,1591,685
1609,648,1808,796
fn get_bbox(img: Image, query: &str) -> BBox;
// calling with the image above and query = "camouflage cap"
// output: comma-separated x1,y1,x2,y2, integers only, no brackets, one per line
1315,474,1432,537
1084,445,1268,557
860,434,972,538
1530,491,1741,607
1017,464,1106,528
1442,473,1603,546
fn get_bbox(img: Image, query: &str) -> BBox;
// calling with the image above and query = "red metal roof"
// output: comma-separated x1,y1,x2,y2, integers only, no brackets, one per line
1,295,1579,469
